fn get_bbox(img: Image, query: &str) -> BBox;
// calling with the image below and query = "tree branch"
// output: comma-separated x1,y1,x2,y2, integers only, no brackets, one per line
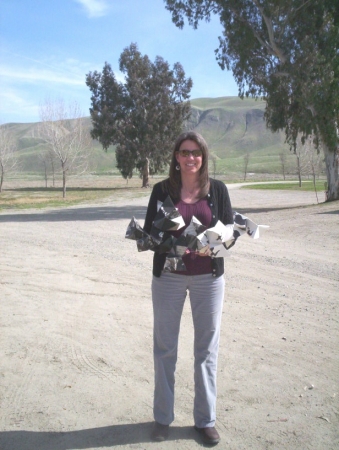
251,0,287,63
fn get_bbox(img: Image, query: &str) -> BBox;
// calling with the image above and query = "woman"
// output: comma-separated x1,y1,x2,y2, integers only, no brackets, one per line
143,131,233,445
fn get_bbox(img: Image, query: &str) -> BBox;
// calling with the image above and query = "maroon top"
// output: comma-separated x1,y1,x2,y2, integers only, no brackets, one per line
171,198,213,275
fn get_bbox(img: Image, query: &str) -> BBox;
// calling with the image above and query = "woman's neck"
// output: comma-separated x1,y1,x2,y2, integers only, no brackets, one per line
181,176,199,192
180,176,201,203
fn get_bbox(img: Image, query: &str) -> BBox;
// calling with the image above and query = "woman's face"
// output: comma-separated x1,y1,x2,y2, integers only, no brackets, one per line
175,139,203,175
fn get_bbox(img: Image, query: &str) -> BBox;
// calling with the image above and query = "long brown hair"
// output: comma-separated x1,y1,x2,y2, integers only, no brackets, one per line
163,131,210,200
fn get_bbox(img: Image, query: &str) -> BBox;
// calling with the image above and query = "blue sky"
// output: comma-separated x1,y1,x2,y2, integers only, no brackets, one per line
1,0,238,124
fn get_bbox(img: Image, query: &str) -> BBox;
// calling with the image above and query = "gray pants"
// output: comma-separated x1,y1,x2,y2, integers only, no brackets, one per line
152,272,225,428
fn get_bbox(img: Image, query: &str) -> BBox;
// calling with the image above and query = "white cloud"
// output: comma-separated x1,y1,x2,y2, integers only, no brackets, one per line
74,0,109,18
0,89,39,124
0,55,93,123
0,52,125,122
0,66,85,86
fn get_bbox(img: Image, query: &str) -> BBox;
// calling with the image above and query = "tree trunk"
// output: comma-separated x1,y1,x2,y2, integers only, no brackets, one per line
323,143,339,201
142,157,150,188
0,168,3,193
243,153,250,181
62,164,67,198
311,170,319,204
51,160,55,187
296,154,302,187
43,162,48,188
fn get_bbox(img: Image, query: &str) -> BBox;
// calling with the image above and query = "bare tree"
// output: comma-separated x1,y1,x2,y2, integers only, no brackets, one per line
294,140,309,187
303,135,324,203
38,148,57,188
0,125,18,192
294,134,325,201
38,98,92,198
39,151,49,188
209,153,217,179
279,152,287,180
49,149,57,188
243,152,250,181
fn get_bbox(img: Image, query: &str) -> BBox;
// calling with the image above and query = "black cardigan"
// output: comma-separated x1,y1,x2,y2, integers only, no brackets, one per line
143,178,234,278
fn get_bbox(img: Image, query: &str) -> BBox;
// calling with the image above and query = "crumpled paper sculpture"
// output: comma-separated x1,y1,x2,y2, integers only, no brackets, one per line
125,195,269,271
152,196,185,231
125,216,160,252
125,196,185,254
198,220,235,258
233,212,270,239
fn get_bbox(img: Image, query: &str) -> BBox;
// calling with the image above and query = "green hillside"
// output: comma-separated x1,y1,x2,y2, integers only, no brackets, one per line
190,96,284,156
188,97,294,177
4,96,297,179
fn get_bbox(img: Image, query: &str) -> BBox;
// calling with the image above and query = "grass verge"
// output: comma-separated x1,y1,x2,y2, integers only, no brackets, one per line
0,186,149,211
0,177,327,211
241,180,327,192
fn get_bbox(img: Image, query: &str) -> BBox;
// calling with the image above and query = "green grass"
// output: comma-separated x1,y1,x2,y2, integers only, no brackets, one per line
1,178,327,212
190,96,266,110
241,180,327,192
0,178,151,211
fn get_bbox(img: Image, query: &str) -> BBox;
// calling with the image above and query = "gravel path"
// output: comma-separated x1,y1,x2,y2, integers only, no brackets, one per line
0,186,338,450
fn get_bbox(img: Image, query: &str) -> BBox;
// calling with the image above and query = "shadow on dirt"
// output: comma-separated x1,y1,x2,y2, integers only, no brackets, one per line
316,209,339,215
0,205,148,223
0,204,319,223
0,423,201,450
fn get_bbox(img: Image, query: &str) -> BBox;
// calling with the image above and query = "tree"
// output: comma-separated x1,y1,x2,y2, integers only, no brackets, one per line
243,152,250,181
38,148,57,188
209,152,217,178
295,134,324,201
305,140,323,204
86,43,193,187
0,125,18,193
294,142,308,187
279,152,287,180
165,0,339,201
38,99,92,198
39,150,49,188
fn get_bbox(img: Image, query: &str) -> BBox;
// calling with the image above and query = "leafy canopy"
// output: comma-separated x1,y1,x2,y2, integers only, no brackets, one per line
86,43,192,184
165,0,339,200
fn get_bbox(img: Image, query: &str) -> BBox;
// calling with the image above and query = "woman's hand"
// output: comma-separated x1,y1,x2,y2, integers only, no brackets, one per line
199,247,212,257
186,247,211,257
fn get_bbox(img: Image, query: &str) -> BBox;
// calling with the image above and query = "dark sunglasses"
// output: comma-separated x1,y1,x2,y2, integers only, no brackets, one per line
177,149,202,157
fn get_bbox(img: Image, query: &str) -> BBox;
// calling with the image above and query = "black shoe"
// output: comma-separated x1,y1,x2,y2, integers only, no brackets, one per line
151,421,170,441
194,426,220,446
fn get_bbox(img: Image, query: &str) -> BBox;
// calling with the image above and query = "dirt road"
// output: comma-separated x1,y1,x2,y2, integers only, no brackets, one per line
0,186,338,450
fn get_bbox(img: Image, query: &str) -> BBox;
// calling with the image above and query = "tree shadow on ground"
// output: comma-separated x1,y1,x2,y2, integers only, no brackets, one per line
0,205,148,223
0,423,201,450
0,204,315,223
3,187,141,192
316,209,339,215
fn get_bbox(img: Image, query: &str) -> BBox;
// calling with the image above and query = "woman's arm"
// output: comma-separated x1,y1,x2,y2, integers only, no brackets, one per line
143,186,159,234
211,179,233,226
222,183,234,225
143,181,169,234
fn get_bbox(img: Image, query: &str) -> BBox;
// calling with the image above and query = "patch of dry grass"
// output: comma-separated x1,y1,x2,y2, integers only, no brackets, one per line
0,175,158,211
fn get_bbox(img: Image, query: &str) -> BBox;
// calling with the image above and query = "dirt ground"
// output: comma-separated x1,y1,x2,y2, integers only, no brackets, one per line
0,185,338,450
